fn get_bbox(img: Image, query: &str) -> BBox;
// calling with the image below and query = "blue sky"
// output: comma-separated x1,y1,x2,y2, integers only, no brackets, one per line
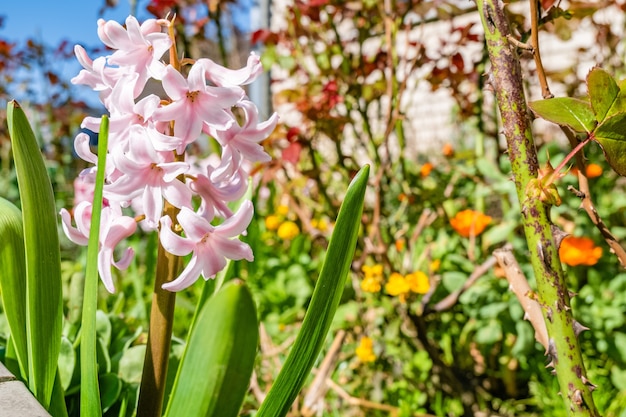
0,1,258,106
0,1,131,46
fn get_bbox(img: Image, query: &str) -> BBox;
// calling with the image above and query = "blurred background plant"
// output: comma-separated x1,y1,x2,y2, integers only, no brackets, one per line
2,0,626,415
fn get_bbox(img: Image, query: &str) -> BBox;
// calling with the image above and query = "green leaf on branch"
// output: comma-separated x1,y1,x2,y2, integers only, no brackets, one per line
256,165,369,417
587,67,621,123
593,112,626,176
528,97,597,133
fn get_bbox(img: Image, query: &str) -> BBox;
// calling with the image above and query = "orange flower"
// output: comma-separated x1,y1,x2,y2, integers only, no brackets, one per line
442,143,454,157
559,236,602,266
450,209,492,237
395,238,406,252
420,162,434,177
585,163,603,178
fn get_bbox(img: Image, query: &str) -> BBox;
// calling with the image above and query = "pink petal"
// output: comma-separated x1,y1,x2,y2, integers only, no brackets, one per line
177,207,213,241
60,208,89,246
160,65,188,101
162,254,204,291
98,249,117,293
159,215,195,256
215,200,254,237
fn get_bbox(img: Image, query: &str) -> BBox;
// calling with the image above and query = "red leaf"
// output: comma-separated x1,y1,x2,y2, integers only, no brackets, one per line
451,53,465,72
282,141,303,165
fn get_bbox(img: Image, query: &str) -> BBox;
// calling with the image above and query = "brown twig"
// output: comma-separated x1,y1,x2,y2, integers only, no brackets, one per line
301,330,346,416
561,127,626,267
326,377,440,417
426,250,501,313
493,246,549,350
529,0,553,98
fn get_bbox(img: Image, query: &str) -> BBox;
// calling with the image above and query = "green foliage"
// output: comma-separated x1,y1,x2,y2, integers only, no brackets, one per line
257,165,369,417
6,101,65,414
80,115,109,417
165,280,258,417
528,97,597,133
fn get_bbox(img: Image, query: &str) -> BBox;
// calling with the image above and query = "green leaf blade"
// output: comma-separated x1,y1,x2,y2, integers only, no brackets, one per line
0,197,28,378
164,280,259,417
7,100,63,410
256,165,370,417
587,67,620,123
529,97,597,133
80,116,109,417
593,112,626,176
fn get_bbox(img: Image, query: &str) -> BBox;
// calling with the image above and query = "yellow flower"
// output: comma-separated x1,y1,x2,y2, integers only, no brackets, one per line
277,205,289,216
450,209,492,238
559,236,602,266
361,276,382,293
265,215,281,231
277,221,299,240
405,271,430,294
355,336,376,363
429,259,441,273
385,272,410,302
362,264,383,278
420,162,434,177
585,163,603,179
361,264,383,292
311,218,329,232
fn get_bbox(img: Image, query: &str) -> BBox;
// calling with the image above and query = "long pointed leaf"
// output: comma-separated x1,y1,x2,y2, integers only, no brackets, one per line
80,116,109,417
7,101,63,410
0,197,28,378
256,165,369,417
164,280,258,417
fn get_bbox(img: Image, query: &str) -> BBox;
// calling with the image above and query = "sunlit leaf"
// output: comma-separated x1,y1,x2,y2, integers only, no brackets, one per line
587,67,620,123
164,280,258,417
256,165,369,417
7,100,63,411
593,112,626,176
80,115,109,417
529,97,596,133
0,197,28,378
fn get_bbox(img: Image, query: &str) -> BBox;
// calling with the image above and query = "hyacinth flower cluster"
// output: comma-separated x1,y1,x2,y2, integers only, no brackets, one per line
60,16,278,293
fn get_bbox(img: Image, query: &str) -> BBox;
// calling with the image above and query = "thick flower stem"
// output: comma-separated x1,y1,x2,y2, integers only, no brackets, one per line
476,0,599,415
137,201,181,417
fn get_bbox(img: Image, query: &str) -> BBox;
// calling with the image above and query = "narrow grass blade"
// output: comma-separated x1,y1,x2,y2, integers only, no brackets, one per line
80,116,109,417
0,197,28,378
256,165,369,417
7,101,63,410
164,280,258,417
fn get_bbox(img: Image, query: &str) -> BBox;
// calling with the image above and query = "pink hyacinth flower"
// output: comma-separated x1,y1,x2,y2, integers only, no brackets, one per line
208,100,278,163
158,201,254,291
60,202,137,293
152,62,244,149
97,16,171,92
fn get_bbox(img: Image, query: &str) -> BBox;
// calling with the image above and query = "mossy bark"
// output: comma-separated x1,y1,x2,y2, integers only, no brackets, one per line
476,0,599,414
